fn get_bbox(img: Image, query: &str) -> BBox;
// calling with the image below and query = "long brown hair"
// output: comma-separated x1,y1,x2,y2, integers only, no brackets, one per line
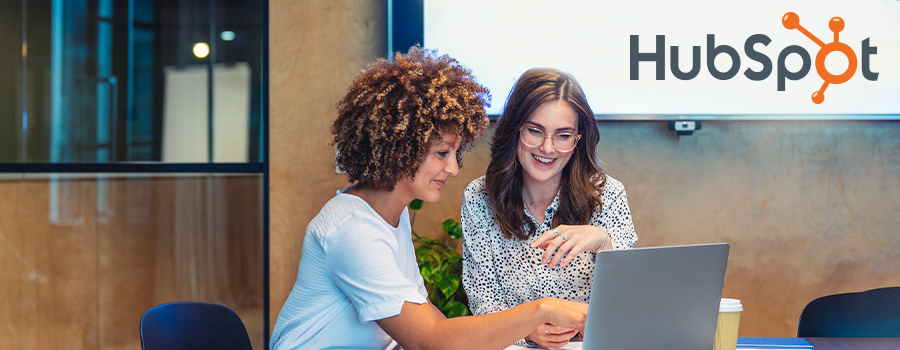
484,68,605,240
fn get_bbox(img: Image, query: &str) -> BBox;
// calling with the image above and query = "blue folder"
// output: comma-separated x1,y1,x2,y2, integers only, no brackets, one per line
736,337,813,349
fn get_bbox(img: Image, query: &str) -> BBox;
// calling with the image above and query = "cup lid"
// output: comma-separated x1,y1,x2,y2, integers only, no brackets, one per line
720,298,743,312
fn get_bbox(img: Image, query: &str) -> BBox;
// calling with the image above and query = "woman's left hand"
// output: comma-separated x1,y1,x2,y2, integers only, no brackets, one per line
530,225,610,268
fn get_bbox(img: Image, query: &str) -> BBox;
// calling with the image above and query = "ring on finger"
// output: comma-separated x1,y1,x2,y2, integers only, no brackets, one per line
553,228,559,236
546,324,550,334
561,234,566,241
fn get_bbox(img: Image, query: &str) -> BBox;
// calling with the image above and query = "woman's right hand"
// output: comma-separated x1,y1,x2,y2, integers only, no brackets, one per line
537,298,589,336
526,324,578,348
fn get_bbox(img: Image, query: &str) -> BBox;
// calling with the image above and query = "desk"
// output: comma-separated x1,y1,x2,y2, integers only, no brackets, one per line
805,337,900,350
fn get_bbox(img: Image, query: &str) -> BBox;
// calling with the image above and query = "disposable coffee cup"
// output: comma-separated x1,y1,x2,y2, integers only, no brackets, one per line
713,298,742,350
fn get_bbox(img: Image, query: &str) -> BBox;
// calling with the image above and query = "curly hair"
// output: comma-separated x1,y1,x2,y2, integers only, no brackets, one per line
332,47,490,190
485,68,606,240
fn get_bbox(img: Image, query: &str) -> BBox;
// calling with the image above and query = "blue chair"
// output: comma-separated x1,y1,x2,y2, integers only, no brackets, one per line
140,301,253,350
797,286,900,338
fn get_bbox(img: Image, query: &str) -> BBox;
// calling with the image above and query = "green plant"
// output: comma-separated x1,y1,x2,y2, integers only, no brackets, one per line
408,199,470,318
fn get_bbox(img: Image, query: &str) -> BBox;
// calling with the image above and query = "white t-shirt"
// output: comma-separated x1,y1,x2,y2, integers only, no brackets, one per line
270,190,429,350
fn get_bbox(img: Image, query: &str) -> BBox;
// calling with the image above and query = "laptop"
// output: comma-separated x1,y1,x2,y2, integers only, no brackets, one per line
581,243,729,350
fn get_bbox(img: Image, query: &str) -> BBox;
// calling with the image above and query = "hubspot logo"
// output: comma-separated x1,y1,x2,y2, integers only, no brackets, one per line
782,12,854,104
629,13,879,104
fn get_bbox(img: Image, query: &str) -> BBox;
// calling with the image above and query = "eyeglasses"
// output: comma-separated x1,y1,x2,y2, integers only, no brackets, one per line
519,126,581,152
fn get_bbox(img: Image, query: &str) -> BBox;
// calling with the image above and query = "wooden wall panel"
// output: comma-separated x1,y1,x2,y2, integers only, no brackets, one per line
0,176,263,350
150,176,264,350
269,0,386,329
0,178,98,350
97,178,158,350
226,177,265,307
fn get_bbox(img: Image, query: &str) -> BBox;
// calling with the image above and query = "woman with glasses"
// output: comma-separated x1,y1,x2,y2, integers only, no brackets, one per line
461,68,638,348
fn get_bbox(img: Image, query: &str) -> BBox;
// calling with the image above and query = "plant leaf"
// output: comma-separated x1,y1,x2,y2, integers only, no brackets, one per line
435,297,452,312
442,219,463,239
408,199,423,210
442,219,455,232
427,250,441,264
412,212,470,319
438,273,461,299
444,300,470,318
420,262,433,284
415,246,431,260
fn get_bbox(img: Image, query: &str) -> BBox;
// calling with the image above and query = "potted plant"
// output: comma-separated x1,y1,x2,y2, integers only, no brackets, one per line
408,199,470,318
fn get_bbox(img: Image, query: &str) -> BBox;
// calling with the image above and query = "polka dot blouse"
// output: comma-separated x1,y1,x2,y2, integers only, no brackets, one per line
460,175,637,345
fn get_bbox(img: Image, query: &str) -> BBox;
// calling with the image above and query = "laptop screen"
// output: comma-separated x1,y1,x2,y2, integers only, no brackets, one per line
582,243,729,350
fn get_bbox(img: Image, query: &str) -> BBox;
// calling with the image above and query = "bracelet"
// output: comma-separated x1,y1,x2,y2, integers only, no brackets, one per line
591,234,609,263
597,234,608,252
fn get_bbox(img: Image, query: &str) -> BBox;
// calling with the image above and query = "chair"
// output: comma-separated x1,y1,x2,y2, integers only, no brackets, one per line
140,301,253,350
797,286,900,338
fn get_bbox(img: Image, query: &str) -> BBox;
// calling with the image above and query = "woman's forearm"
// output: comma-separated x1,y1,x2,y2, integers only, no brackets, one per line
378,298,587,350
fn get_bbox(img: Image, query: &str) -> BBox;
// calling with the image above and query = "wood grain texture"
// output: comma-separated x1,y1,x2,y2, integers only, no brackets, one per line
0,178,98,350
97,178,157,350
150,176,264,350
0,176,263,350
269,0,386,329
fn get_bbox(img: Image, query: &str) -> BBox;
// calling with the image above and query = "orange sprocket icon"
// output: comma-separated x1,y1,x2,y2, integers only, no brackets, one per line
782,12,858,104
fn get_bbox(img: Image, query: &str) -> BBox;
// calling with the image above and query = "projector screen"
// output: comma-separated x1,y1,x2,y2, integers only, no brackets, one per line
406,0,900,119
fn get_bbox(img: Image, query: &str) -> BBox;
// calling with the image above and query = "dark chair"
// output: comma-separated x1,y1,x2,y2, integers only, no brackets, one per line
797,286,900,338
140,301,253,350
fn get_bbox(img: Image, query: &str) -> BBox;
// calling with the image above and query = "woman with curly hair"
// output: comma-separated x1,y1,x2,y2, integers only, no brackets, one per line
270,49,589,350
461,68,638,348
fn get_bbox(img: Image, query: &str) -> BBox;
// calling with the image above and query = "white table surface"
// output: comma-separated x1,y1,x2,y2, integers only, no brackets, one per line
503,341,583,350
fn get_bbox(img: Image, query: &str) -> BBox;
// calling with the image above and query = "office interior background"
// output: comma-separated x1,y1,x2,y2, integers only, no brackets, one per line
1,0,265,349
2,1,899,349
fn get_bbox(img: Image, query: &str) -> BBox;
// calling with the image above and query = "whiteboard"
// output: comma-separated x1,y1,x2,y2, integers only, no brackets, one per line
423,0,900,118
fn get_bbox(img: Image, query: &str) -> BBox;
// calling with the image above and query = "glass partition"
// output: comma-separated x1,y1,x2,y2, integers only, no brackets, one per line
0,0,265,163
0,1,268,349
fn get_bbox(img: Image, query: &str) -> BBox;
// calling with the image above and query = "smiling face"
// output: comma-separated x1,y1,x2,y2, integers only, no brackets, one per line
516,99,579,188
395,132,462,203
